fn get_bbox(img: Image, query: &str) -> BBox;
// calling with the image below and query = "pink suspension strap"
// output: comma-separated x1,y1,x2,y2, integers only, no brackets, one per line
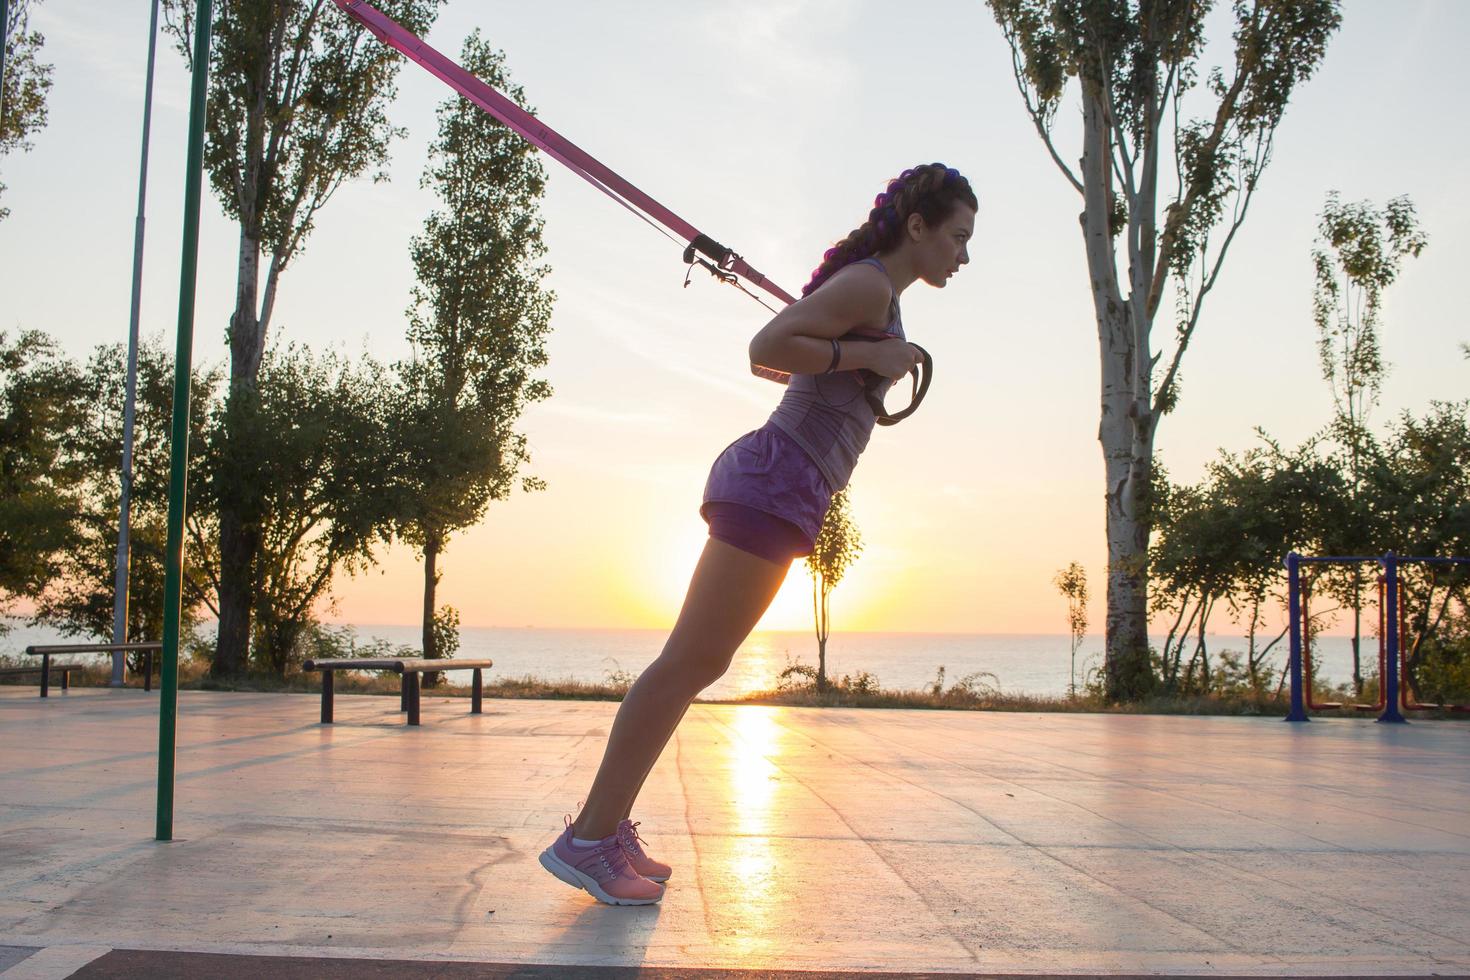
331,1,793,313
331,0,931,419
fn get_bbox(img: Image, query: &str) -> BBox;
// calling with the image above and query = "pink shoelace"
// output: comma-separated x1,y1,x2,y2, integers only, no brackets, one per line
617,820,650,857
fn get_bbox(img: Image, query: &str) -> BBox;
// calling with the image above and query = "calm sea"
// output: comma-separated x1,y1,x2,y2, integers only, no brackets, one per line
4,621,1372,701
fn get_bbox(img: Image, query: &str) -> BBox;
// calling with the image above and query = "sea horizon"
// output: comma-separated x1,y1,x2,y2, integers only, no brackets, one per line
5,619,1377,702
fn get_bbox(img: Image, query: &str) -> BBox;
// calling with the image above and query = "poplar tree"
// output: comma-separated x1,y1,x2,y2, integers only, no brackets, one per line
987,0,1341,699
161,0,445,677
1311,192,1425,696
394,31,552,677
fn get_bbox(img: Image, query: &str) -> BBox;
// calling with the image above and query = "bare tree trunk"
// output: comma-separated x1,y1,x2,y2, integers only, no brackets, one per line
816,582,830,692
421,531,441,688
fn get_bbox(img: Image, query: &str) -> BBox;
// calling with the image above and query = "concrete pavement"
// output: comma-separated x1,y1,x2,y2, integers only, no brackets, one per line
2,686,1468,976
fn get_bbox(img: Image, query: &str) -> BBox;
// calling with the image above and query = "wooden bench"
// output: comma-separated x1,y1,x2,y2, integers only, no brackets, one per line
0,662,87,694
300,657,495,726
24,643,163,698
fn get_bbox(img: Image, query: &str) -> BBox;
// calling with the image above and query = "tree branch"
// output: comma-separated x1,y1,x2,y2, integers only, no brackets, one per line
1151,127,1270,419
1002,28,1084,196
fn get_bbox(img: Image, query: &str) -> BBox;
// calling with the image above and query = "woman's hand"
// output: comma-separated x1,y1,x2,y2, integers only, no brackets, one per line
863,338,922,380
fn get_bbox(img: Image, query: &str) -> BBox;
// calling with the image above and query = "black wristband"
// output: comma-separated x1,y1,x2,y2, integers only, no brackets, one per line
823,338,841,374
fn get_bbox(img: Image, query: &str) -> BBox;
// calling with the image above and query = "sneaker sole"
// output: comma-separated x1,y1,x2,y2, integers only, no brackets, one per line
538,846,663,906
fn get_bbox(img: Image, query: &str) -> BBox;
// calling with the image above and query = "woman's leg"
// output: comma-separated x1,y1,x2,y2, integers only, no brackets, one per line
571,538,790,841
617,701,691,824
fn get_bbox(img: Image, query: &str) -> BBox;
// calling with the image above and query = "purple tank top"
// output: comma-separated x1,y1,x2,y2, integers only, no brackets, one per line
765,257,903,492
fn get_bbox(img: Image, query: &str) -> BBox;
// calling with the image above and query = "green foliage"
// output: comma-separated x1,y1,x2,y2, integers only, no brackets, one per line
199,344,400,677
1371,403,1470,699
1054,561,1088,696
432,604,460,661
804,486,863,690
776,658,883,698
1053,563,1088,640
0,0,53,220
0,330,82,621
161,0,445,265
393,32,553,660
160,0,447,677
988,0,1341,702
1151,433,1345,694
1314,192,1426,459
1152,402,1470,700
300,622,416,664
1413,629,1470,707
32,337,220,649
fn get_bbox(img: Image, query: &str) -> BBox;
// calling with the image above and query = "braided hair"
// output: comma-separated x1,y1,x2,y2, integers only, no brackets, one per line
802,163,978,297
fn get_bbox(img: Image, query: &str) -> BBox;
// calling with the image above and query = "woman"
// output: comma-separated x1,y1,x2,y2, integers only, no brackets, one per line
539,163,977,905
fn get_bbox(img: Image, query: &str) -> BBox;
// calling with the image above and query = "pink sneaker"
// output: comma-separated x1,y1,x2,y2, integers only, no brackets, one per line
538,816,664,905
617,819,672,883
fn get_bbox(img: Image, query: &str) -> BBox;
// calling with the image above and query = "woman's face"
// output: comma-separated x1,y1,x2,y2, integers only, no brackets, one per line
911,204,975,287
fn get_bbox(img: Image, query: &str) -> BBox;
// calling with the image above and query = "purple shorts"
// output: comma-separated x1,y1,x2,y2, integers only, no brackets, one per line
701,423,834,565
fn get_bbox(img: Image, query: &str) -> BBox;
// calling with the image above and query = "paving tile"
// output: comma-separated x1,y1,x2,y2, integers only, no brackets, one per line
2,688,1469,974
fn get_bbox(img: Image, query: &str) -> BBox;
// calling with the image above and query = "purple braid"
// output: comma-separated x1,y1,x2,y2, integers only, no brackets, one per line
801,162,978,297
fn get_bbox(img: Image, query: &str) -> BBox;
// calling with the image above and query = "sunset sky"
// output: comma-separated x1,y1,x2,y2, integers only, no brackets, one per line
3,0,1466,635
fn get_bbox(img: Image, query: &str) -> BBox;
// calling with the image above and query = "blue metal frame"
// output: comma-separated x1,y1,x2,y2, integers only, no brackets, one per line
1285,553,1470,724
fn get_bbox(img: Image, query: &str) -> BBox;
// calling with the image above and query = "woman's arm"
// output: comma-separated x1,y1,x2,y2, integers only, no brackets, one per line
748,265,918,380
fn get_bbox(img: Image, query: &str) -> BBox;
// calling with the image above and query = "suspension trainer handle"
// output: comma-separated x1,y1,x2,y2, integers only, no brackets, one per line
873,343,932,426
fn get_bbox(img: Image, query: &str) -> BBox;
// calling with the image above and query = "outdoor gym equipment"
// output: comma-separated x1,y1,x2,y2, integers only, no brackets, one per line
1285,552,1470,723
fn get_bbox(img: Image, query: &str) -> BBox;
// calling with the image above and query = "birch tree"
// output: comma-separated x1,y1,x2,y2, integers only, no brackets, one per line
987,0,1340,699
394,31,553,683
161,0,444,677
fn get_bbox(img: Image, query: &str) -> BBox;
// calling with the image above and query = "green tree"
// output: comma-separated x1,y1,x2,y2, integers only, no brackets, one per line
1053,562,1088,697
1151,436,1346,694
1366,402,1470,699
33,339,220,658
395,31,553,684
0,0,52,221
161,0,446,679
0,330,81,626
988,0,1341,700
200,344,400,678
805,487,863,692
1311,192,1426,696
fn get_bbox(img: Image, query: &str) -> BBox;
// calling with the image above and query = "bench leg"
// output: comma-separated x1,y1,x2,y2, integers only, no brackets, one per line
145,651,153,693
322,670,334,724
407,673,421,726
472,668,483,714
40,654,50,698
400,673,409,712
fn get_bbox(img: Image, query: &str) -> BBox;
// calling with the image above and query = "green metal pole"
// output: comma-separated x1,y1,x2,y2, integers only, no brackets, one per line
157,0,213,843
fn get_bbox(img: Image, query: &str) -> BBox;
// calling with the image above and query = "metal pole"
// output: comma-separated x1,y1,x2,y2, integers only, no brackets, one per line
1378,552,1407,724
112,0,163,687
1285,553,1308,722
157,0,212,843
